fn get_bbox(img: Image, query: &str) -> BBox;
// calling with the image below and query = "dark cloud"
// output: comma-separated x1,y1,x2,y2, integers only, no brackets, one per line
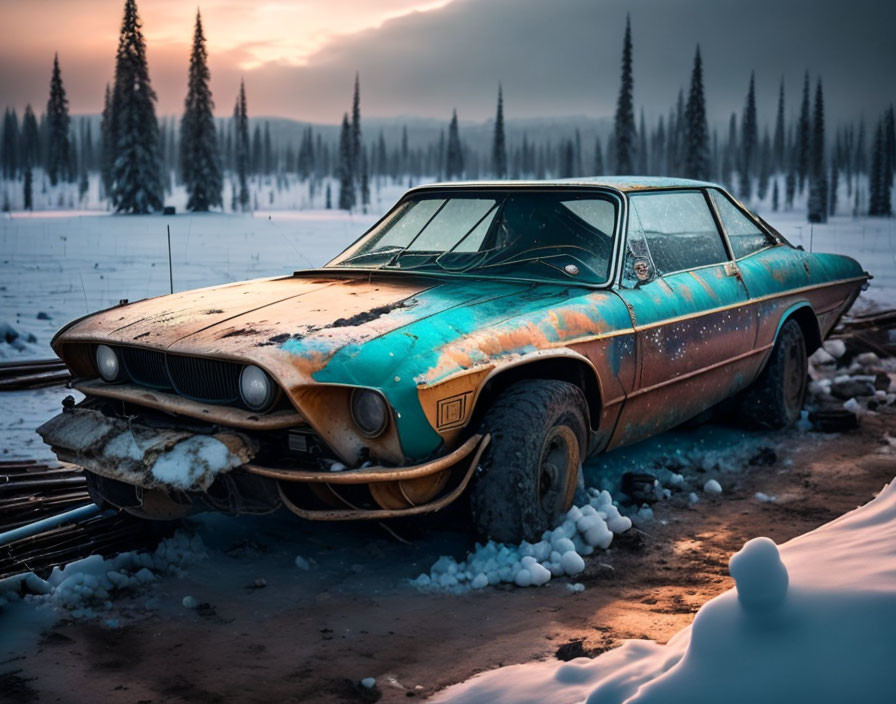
1,0,893,125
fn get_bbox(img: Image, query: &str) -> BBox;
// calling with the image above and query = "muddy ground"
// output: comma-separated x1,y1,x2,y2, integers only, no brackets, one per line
3,409,895,704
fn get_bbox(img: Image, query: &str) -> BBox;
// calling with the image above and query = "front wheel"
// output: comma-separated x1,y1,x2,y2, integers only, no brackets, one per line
736,318,808,429
469,380,588,543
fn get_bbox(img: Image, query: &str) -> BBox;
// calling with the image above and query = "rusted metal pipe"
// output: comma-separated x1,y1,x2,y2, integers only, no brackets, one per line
0,504,105,546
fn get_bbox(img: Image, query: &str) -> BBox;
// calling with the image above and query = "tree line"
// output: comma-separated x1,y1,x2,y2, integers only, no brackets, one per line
1,4,893,219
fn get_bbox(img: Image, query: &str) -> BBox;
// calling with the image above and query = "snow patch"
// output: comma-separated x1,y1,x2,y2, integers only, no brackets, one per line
412,489,630,592
150,435,245,489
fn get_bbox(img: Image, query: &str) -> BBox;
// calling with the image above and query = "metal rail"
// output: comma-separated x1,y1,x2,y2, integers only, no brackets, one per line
0,358,70,391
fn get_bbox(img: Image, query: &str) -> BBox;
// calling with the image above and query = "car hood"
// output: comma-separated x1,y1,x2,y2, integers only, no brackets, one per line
55,271,550,378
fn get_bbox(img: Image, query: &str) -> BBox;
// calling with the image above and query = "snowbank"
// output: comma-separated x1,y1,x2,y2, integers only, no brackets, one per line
412,489,631,592
433,477,896,703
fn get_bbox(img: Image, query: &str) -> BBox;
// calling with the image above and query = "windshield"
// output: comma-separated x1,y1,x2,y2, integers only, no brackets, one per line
327,189,619,284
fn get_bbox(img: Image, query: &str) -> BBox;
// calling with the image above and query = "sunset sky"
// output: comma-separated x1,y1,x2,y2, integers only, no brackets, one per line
0,0,893,124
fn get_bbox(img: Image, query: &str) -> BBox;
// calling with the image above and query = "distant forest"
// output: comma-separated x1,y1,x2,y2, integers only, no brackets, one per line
0,0,893,220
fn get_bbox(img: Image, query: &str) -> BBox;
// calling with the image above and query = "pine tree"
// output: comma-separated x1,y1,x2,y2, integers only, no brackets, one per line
885,106,895,191
46,54,72,185
1,109,18,179
232,80,250,211
613,15,635,174
739,72,758,200
721,112,737,189
263,122,272,174
772,79,786,173
492,84,507,178
360,146,370,211
807,78,828,223
180,10,222,211
20,105,39,171
772,180,779,211
111,0,163,212
446,110,464,180
351,73,361,195
869,116,892,216
684,45,709,180
829,161,838,216
593,136,604,175
560,139,575,178
796,71,811,192
337,113,354,210
758,128,772,201
23,165,33,210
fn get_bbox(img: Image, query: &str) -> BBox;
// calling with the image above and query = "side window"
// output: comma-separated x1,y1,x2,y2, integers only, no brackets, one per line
708,189,774,258
626,191,727,277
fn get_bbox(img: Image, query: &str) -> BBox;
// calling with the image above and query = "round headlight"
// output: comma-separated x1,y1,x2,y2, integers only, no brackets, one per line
95,344,120,382
239,365,276,411
350,388,389,437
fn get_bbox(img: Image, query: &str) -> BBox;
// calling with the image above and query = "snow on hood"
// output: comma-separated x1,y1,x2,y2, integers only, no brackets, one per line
433,477,896,704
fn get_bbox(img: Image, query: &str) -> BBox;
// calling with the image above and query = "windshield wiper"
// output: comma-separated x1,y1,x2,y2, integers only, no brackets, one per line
336,246,406,266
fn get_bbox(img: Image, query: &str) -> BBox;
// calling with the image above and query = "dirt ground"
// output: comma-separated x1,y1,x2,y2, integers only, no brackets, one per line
3,409,895,704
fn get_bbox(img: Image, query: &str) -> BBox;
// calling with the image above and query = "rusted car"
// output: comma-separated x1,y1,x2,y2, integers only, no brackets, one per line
39,178,868,541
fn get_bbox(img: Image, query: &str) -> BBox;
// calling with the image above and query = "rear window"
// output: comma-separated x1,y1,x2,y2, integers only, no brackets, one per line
708,189,773,258
627,191,727,274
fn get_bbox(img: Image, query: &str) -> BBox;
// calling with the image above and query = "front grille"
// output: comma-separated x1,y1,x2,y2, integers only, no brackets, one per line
111,346,245,406
166,354,242,404
120,347,170,389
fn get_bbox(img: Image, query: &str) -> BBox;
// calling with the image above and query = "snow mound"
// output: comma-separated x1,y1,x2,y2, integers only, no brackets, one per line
0,530,206,622
434,478,896,703
0,321,38,358
411,489,631,592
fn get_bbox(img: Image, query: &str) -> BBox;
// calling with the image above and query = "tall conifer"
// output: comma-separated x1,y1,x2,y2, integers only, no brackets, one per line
180,10,222,211
739,72,758,200
492,84,507,178
111,0,163,212
613,15,635,173
807,78,828,223
232,80,250,211
338,114,354,210
684,46,709,180
446,110,464,179
46,54,72,185
796,72,811,192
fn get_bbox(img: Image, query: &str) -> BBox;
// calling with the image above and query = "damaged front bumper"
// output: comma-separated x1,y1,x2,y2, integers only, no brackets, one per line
37,404,489,522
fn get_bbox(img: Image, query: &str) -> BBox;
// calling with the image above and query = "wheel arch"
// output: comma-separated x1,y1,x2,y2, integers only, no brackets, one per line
469,351,603,433
776,302,822,354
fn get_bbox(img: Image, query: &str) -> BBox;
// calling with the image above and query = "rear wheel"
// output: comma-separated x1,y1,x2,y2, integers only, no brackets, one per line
737,318,808,429
469,380,588,543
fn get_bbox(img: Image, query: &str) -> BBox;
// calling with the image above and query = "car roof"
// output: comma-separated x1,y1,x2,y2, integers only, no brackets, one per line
409,176,720,194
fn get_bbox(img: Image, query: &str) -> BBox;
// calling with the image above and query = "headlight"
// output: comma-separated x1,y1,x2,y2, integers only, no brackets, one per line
95,344,120,382
350,388,388,437
239,365,277,411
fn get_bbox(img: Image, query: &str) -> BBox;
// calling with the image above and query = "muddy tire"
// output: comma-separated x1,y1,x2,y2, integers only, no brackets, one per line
736,318,808,429
469,380,588,543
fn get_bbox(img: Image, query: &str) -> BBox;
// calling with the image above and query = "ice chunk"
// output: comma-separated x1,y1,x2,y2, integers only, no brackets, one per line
360,677,376,689
703,479,722,495
182,595,198,609
822,339,846,358
471,573,489,589
560,550,585,577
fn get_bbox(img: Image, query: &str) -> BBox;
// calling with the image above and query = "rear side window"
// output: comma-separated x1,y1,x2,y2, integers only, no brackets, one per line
627,191,727,275
709,189,773,258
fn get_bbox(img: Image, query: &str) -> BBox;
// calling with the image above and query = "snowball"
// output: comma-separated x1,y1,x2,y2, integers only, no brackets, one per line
728,536,789,611
703,479,723,495
553,537,576,554
560,550,585,577
294,556,311,570
471,573,489,589
822,339,846,358
360,677,376,689
182,595,198,609
328,461,347,472
566,582,585,593
529,562,552,586
514,569,533,587
688,492,699,504
607,514,632,534
754,492,777,503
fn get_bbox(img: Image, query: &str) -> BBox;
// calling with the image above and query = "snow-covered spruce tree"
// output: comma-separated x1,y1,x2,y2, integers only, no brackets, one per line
445,109,464,180
613,15,635,174
46,54,73,185
111,0,163,213
350,73,361,198
1,109,18,179
796,72,811,193
337,113,354,210
684,45,709,181
807,78,828,223
739,72,758,201
560,139,575,178
772,79,786,173
492,84,507,178
232,80,250,211
180,10,222,211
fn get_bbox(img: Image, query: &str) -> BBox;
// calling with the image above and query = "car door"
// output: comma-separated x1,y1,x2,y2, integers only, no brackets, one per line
608,189,758,449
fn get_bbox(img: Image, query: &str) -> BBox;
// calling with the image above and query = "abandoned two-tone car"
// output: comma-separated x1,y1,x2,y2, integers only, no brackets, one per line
39,178,869,542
